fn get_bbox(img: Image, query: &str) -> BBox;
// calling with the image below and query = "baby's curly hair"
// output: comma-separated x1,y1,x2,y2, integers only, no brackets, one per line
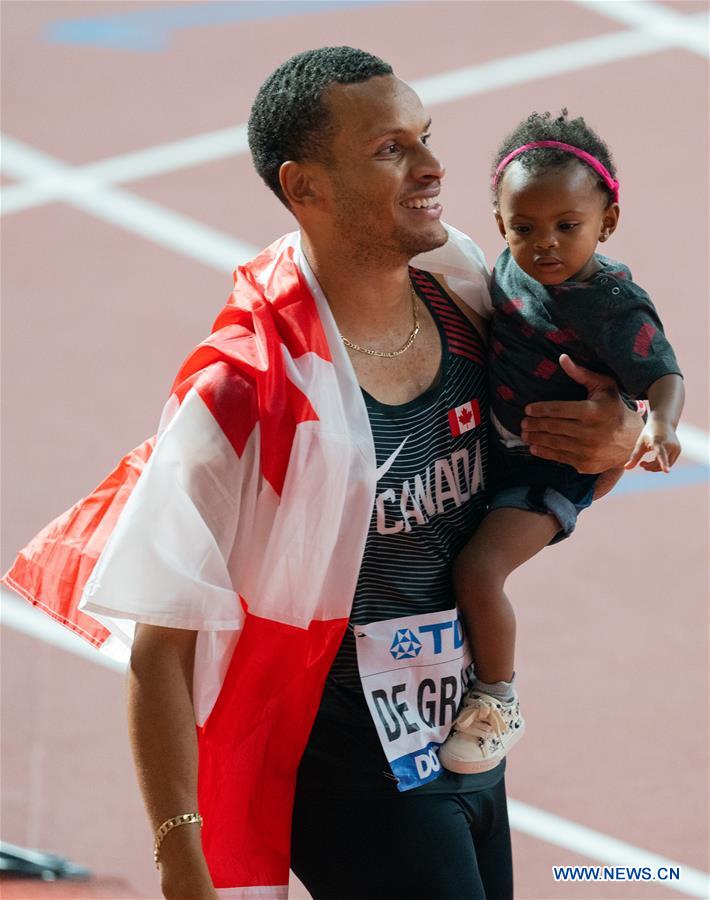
491,109,617,205
248,47,393,207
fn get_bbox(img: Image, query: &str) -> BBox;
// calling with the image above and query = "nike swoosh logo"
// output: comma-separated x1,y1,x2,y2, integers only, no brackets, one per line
376,436,409,481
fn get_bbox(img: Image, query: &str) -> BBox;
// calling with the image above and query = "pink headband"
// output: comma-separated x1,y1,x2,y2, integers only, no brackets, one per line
493,140,619,203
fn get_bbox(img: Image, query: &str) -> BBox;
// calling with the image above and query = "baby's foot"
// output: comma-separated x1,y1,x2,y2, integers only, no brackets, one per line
438,690,525,774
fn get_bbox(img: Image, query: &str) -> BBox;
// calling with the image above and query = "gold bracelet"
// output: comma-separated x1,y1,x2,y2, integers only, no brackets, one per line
154,812,203,868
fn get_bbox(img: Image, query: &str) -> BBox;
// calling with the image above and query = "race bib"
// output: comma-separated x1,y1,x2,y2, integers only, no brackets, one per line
355,608,472,791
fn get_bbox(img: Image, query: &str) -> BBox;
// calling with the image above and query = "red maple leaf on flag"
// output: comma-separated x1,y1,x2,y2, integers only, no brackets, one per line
459,407,473,426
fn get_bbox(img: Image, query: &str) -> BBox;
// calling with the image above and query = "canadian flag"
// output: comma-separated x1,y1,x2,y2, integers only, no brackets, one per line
448,399,481,436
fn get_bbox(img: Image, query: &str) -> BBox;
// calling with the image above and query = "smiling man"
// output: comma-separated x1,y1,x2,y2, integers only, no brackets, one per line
3,47,644,900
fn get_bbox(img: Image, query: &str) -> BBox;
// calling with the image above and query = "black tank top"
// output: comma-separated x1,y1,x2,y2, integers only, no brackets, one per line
300,271,503,794
321,268,490,713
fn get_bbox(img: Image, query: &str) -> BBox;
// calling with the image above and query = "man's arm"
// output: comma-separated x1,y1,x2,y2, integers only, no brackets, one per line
128,624,218,900
520,354,644,483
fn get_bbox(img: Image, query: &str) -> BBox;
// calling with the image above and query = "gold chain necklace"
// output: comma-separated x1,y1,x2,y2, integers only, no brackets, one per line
341,282,420,358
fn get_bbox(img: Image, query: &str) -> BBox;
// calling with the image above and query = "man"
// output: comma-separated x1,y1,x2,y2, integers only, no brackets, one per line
3,48,641,900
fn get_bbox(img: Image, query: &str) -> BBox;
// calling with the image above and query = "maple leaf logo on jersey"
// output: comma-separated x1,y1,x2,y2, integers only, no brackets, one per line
448,399,481,436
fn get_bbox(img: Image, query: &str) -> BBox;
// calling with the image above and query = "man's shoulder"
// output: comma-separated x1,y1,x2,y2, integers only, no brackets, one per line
422,272,488,340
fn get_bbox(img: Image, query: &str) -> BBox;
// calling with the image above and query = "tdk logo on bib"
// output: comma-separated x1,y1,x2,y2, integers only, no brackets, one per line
390,619,465,660
390,628,422,660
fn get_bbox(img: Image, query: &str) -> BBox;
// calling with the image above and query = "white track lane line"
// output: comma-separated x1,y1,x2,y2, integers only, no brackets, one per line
2,589,708,897
0,134,258,270
1,592,125,673
2,8,708,217
570,0,709,56
509,799,710,898
678,423,710,467
1,125,250,215
412,12,708,106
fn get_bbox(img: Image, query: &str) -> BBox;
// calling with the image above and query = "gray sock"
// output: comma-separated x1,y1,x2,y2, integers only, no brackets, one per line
472,674,516,704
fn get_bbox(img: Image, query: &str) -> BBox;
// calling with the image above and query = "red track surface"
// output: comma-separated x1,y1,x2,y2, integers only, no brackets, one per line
2,2,708,898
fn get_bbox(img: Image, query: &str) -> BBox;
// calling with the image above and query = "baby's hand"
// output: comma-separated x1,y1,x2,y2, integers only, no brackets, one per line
624,416,681,473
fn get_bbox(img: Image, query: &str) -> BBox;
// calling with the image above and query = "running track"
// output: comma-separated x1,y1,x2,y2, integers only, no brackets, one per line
1,2,708,898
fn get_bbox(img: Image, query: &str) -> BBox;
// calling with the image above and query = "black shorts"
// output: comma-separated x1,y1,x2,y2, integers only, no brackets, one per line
291,722,513,900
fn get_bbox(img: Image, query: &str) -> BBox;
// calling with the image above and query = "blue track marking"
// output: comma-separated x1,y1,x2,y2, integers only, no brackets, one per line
611,463,709,497
45,1,385,52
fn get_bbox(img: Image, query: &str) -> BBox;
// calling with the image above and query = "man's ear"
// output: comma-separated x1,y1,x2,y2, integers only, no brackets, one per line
494,211,508,242
599,203,620,242
279,161,326,212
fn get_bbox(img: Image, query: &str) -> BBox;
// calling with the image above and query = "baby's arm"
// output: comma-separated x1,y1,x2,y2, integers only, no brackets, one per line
625,374,685,472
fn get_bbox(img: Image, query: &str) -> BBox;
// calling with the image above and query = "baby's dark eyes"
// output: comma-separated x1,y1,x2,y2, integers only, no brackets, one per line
509,222,580,234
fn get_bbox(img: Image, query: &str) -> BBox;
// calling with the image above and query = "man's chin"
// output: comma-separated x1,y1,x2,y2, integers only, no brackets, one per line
397,221,449,258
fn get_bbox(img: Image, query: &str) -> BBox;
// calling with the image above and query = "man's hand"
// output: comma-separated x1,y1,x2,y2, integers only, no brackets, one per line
520,354,643,474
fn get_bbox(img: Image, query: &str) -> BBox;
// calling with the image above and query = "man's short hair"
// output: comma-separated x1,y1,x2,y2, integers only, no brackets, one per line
248,47,393,206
